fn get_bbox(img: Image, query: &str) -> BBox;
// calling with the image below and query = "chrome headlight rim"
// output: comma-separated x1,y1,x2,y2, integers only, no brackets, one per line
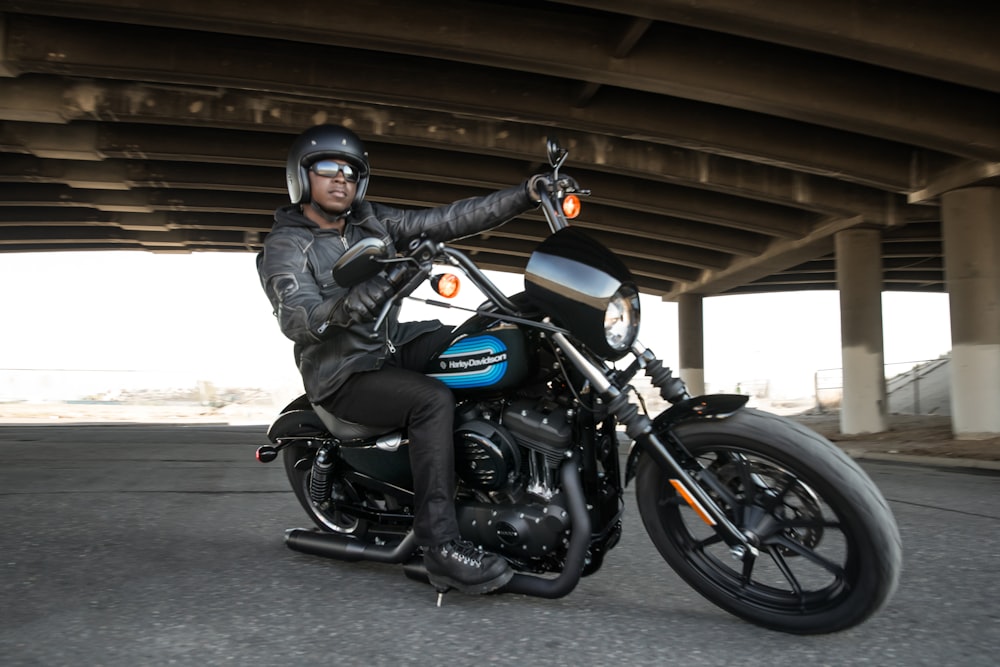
604,284,641,353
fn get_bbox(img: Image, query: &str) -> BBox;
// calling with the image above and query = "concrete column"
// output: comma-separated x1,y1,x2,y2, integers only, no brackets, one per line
678,293,705,396
941,187,1000,438
836,229,888,434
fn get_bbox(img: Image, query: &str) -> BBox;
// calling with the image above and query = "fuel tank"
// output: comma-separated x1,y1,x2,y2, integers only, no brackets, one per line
424,323,531,397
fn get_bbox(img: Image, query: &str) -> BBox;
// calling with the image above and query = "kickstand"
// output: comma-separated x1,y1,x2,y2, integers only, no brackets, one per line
435,587,449,607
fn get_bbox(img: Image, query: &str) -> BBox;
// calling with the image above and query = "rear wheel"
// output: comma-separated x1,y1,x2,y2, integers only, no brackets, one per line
636,408,901,634
282,442,369,537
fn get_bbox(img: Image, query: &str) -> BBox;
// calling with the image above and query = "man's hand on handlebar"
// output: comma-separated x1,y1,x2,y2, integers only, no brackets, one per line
343,273,395,322
527,174,553,203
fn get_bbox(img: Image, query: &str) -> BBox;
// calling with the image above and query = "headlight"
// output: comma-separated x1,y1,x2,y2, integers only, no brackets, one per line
604,285,640,352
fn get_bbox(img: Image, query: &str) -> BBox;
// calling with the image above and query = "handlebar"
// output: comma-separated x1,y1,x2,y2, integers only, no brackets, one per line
368,142,588,337
535,174,588,234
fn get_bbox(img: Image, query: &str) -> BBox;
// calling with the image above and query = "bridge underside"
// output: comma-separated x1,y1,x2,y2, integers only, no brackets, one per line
0,1,998,299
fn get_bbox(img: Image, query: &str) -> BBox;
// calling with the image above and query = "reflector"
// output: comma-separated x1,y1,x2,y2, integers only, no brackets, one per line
669,478,717,526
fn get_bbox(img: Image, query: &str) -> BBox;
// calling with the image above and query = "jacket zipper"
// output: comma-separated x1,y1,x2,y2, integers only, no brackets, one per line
317,233,350,335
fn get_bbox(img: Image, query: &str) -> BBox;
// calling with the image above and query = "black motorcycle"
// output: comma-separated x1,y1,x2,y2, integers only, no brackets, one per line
256,138,901,634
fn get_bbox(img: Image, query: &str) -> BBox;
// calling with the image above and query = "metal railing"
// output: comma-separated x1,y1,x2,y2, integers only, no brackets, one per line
813,355,951,415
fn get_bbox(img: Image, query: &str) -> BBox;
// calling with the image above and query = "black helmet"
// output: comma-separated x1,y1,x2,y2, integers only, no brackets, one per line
286,124,370,206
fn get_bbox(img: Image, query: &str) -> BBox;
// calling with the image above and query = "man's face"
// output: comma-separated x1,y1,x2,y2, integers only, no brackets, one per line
308,159,358,216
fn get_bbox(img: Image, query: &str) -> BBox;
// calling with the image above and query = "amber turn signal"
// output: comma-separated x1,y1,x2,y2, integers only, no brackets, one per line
431,273,461,298
561,194,581,219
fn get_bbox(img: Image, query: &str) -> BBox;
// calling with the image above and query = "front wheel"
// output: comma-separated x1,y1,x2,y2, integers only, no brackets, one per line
636,408,901,634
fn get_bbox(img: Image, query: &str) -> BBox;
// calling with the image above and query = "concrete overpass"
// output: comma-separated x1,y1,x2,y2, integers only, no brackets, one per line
0,1,998,438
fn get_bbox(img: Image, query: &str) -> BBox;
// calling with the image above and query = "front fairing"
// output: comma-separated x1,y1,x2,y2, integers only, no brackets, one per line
524,227,638,360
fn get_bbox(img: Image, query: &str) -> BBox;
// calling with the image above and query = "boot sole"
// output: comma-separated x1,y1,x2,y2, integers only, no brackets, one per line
427,567,514,595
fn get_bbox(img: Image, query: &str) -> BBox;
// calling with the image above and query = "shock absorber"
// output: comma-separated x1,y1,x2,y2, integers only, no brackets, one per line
309,445,334,505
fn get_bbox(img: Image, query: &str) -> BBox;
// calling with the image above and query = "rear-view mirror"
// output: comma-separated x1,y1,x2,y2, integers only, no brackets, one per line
332,237,388,287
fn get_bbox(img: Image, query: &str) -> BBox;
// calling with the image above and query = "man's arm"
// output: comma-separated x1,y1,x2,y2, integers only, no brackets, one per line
258,234,344,344
258,233,397,344
389,182,537,244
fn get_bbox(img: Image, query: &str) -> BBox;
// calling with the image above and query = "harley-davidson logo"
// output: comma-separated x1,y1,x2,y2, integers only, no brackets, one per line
444,353,507,370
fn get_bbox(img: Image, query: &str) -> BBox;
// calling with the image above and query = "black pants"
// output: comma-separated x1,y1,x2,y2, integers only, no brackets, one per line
321,327,459,547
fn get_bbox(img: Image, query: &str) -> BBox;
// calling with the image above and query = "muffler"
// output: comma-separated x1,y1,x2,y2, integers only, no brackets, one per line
285,528,418,564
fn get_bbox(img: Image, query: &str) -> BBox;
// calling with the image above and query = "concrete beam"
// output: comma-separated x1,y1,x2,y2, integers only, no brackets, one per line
0,13,974,182
664,215,864,299
0,13,19,77
909,161,1000,203
10,1,996,159
0,75,928,227
557,0,1000,93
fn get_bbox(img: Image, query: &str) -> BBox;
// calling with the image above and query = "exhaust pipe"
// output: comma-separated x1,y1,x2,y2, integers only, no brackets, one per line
402,456,590,599
501,454,590,598
289,453,591,599
285,528,418,564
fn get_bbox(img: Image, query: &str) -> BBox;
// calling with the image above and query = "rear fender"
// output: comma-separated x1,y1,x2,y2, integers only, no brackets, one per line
278,394,312,414
624,394,749,486
266,407,329,443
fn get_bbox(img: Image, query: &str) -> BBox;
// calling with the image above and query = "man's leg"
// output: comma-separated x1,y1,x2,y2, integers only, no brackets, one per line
322,366,460,547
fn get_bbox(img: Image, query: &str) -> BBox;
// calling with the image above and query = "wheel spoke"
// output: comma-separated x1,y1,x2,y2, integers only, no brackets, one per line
771,534,846,579
781,516,840,529
693,532,725,552
740,551,757,585
732,453,759,504
693,467,739,507
768,548,805,597
760,473,797,512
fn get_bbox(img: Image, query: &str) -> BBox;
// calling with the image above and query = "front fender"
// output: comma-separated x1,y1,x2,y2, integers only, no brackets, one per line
624,394,749,486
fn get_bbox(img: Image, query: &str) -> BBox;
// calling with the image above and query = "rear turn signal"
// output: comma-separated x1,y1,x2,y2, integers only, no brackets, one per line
256,445,278,463
432,273,461,298
561,194,581,219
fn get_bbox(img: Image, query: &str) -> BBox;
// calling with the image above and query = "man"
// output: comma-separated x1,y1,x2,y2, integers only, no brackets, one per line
257,124,543,594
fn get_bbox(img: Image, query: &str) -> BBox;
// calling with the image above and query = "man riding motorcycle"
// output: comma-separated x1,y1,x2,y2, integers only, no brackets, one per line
256,124,545,594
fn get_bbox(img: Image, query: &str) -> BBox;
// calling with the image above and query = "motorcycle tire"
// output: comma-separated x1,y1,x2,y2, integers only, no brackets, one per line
282,442,370,537
635,408,901,634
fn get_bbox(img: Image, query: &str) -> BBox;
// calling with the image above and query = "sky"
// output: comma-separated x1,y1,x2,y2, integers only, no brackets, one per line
0,250,953,405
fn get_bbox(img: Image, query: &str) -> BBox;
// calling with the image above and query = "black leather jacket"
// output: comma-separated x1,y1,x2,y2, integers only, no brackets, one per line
257,182,536,404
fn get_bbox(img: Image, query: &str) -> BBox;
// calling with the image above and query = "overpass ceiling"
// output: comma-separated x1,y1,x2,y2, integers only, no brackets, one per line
0,0,997,299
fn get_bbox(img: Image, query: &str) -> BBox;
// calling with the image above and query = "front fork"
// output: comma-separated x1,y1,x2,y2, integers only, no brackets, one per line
552,331,758,557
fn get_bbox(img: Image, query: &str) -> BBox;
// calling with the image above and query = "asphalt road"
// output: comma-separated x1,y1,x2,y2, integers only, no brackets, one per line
0,424,997,667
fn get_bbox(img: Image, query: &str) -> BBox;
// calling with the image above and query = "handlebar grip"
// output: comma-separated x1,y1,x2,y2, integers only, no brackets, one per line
384,262,411,289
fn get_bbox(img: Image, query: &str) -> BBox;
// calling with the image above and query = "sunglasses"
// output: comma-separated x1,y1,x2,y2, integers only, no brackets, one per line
310,160,361,182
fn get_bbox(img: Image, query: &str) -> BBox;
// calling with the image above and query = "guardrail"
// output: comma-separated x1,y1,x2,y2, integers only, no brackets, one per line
814,356,951,415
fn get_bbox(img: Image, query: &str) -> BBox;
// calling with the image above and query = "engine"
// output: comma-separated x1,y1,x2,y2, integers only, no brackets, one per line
453,397,574,558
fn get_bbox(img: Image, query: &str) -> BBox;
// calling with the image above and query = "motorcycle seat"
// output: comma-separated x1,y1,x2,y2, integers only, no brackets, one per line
312,403,389,440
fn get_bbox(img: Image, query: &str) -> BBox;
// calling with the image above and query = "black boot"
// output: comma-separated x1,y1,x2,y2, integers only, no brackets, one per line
423,539,513,595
